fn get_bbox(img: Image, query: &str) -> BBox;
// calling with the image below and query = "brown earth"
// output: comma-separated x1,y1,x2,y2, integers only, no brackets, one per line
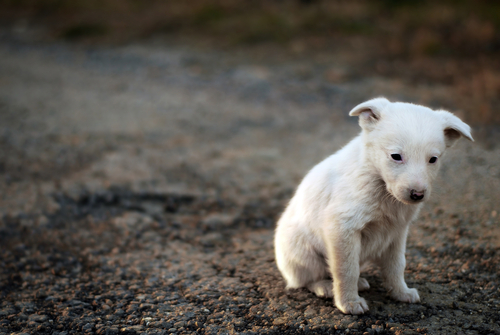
0,24,500,335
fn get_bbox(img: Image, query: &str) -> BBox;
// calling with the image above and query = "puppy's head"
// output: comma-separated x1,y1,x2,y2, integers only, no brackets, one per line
349,98,473,205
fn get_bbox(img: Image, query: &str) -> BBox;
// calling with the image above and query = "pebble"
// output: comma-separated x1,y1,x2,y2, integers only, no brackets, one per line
272,317,287,325
304,308,317,318
114,309,125,316
348,321,362,329
28,314,48,323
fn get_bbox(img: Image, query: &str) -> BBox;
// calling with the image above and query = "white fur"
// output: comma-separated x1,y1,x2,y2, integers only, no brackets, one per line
274,98,473,314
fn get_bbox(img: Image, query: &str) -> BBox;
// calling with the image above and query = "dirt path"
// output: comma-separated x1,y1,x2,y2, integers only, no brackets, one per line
0,34,499,335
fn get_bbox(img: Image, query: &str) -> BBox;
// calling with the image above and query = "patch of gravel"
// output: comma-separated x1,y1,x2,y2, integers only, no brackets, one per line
0,30,499,334
1,188,499,335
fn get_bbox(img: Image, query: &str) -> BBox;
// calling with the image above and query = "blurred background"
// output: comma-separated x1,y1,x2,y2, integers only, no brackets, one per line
1,2,500,334
2,0,500,128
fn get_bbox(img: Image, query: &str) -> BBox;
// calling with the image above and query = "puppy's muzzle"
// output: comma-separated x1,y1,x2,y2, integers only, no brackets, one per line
410,189,425,201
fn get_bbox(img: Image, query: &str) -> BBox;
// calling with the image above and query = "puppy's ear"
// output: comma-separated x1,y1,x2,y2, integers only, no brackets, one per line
435,110,474,147
349,97,390,130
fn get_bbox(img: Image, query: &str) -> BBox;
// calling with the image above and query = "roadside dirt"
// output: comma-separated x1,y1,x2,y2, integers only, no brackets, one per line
0,29,499,335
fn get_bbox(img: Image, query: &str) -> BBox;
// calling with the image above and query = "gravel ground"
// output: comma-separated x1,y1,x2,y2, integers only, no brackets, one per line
0,30,500,335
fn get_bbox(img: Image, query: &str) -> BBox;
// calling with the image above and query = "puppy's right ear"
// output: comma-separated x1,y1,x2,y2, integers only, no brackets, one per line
435,110,474,147
349,97,390,130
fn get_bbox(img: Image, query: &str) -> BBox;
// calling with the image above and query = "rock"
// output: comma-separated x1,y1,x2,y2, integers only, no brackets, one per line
114,309,125,316
304,308,317,318
28,314,48,323
82,323,94,330
348,321,361,329
201,213,236,229
273,317,287,325
102,327,119,335
387,322,401,329
121,325,144,332
197,232,225,247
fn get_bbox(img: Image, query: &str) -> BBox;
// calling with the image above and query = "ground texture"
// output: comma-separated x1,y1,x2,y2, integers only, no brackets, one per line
0,30,500,335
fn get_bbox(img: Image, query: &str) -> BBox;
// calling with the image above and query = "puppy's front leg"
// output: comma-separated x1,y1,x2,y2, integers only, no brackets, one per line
378,226,420,303
327,226,369,315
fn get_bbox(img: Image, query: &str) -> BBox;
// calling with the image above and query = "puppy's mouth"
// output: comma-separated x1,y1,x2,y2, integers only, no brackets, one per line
378,179,401,203
380,180,423,205
399,197,422,205
392,191,426,205
389,191,410,205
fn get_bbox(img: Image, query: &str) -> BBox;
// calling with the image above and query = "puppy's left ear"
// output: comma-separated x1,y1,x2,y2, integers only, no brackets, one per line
435,110,474,147
349,97,390,131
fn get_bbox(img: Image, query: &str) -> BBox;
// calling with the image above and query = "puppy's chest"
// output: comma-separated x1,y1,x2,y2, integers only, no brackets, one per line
359,213,408,260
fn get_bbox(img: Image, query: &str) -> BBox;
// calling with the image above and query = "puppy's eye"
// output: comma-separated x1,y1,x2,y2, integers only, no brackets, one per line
391,154,402,161
429,156,438,164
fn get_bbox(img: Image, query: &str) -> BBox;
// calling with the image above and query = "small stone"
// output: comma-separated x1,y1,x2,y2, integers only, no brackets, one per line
338,317,356,329
304,308,317,318
348,321,361,329
104,327,119,335
114,308,125,316
121,325,144,332
273,317,287,325
201,213,236,229
83,323,94,330
387,323,400,328
29,314,48,322
198,232,224,247
17,313,28,321
139,303,154,310
35,290,48,299
233,318,246,327
174,321,186,327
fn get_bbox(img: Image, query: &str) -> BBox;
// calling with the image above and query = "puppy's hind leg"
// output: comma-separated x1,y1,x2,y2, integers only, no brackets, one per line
358,277,370,291
275,218,331,292
281,252,329,292
276,242,330,295
307,280,333,298
308,277,369,297
297,251,332,298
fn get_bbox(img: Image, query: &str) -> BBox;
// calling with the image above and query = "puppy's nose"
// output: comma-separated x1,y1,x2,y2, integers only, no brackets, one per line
410,189,424,201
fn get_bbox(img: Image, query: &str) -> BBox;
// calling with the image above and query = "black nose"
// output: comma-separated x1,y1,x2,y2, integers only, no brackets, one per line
410,189,424,201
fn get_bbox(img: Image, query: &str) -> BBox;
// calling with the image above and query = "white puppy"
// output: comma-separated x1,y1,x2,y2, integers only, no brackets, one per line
274,98,473,314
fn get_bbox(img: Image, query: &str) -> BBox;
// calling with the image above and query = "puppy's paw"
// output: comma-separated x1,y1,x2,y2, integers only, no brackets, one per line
336,297,369,315
358,277,370,291
390,288,420,303
307,280,333,298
